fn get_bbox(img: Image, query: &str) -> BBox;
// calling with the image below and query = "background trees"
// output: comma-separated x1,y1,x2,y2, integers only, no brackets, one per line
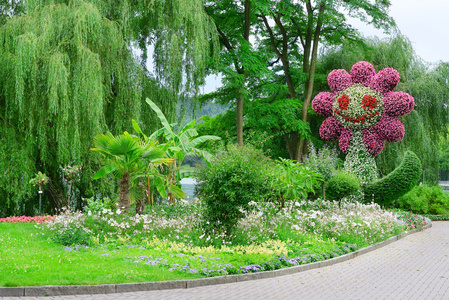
1,0,448,217
0,0,217,216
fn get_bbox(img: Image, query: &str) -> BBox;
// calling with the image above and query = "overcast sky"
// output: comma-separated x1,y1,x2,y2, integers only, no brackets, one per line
203,0,449,93
350,0,449,64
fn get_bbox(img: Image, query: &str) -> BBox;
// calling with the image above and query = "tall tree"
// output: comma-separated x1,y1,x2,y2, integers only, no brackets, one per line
205,0,267,146
0,0,217,217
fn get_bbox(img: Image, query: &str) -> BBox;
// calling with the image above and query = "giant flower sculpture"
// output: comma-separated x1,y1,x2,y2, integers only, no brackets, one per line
312,61,415,183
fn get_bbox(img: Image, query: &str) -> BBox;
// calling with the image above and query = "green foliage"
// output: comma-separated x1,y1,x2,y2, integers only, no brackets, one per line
271,158,322,206
195,144,277,235
325,171,360,202
303,143,342,182
83,197,117,214
363,151,422,206
394,185,449,215
91,131,174,211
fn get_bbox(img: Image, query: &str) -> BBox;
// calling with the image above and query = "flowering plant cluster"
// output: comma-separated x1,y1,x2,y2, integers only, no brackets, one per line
37,198,415,277
0,215,56,223
312,61,414,182
62,164,82,182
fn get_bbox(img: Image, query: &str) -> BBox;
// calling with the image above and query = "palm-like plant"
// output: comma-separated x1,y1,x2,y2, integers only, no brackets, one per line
146,98,221,203
91,131,172,212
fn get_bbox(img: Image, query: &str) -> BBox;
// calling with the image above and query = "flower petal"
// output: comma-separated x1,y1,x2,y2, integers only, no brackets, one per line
383,91,415,117
362,127,385,156
350,61,376,86
375,115,405,142
327,69,352,93
319,117,343,141
370,68,400,94
312,92,335,116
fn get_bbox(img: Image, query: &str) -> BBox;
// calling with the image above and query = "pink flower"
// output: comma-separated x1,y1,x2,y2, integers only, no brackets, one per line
339,128,352,153
312,92,334,117
350,61,376,86
375,115,405,143
370,68,400,95
328,69,352,93
312,61,414,156
383,91,415,117
319,117,343,141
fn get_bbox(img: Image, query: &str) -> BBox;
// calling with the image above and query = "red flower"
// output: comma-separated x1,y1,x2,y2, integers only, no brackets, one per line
362,95,377,110
338,94,349,110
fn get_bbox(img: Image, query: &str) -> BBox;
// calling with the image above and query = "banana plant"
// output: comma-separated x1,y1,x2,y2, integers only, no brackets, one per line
146,98,221,204
131,120,186,207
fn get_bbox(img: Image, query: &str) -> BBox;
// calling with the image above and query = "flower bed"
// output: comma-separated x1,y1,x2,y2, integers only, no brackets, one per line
0,215,56,223
35,200,412,277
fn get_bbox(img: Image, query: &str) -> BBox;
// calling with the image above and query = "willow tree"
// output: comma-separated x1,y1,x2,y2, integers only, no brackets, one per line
0,0,218,216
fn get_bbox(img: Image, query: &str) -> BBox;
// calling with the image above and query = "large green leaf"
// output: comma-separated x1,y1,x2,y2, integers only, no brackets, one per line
92,163,117,180
167,184,187,199
142,147,165,160
108,132,140,156
146,98,174,138
189,135,221,149
132,119,148,142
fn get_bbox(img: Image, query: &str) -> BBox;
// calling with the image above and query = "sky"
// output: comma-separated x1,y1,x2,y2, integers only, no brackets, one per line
349,0,449,64
203,0,449,93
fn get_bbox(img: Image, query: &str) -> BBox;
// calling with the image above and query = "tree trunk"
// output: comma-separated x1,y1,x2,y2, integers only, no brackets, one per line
118,173,130,212
296,2,326,162
46,179,66,214
237,92,244,147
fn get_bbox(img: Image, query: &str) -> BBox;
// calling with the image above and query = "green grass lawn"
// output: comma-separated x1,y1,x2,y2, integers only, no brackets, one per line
0,223,201,287
0,222,359,287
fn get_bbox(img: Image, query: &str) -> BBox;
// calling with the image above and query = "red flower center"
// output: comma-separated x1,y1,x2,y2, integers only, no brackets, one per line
338,94,349,110
362,95,377,110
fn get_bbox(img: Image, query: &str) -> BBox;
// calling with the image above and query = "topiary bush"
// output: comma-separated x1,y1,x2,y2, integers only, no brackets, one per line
362,151,422,205
394,185,449,215
195,144,277,235
325,171,360,203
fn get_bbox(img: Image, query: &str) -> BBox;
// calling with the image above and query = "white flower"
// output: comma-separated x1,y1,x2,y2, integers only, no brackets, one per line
116,209,121,215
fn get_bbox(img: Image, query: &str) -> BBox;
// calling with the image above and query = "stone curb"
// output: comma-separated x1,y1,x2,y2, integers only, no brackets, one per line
0,222,433,297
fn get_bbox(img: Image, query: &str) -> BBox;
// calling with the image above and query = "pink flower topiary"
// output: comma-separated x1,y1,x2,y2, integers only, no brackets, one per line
312,61,414,156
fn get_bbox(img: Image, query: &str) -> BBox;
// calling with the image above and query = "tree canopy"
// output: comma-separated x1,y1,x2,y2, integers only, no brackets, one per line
0,0,218,217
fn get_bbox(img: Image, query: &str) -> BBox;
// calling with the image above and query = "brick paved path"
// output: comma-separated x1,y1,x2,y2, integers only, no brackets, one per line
3,222,449,300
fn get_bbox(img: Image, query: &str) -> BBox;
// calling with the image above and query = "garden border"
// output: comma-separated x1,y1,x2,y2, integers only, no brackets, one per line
0,222,432,297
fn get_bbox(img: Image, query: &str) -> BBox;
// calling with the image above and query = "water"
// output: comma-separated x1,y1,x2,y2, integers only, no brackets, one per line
180,178,198,200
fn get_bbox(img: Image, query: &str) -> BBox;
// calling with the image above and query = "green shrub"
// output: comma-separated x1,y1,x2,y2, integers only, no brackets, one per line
195,145,277,235
363,151,422,205
395,185,449,215
303,143,342,182
325,171,360,202
271,158,322,206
